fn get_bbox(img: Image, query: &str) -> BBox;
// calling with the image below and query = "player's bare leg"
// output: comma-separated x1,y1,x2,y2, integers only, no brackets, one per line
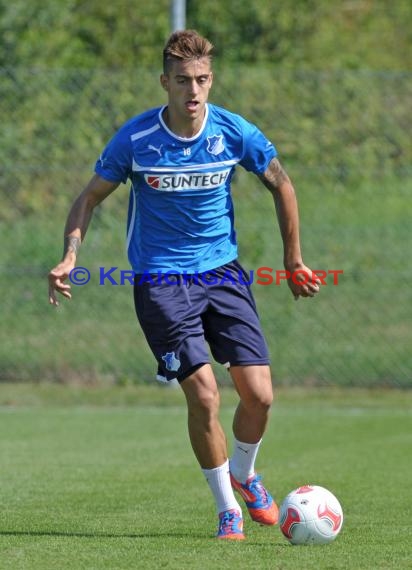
180,363,226,468
230,365,273,443
229,365,279,525
180,364,244,539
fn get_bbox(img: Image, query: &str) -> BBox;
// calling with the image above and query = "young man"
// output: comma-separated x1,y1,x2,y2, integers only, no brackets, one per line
48,30,320,540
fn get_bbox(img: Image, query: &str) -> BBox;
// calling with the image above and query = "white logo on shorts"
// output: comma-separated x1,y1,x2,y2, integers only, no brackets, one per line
161,352,181,372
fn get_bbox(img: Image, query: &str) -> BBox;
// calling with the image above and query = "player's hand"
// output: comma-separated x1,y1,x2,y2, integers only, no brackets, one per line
48,260,75,306
286,263,321,300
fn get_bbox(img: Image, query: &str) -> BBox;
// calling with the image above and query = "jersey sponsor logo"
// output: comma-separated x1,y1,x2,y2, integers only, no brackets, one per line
146,175,161,189
206,134,225,155
144,168,231,191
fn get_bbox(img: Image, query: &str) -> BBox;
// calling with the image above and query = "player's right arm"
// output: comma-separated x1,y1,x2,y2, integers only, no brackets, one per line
48,174,119,306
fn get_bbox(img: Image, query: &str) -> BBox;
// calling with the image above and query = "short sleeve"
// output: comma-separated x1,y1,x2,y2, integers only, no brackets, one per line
239,118,277,174
94,124,133,184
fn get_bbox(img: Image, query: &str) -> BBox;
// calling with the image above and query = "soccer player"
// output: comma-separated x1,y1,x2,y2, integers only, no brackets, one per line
48,30,320,540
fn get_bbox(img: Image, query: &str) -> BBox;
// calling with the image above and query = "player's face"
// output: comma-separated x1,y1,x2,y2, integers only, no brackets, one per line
161,57,213,135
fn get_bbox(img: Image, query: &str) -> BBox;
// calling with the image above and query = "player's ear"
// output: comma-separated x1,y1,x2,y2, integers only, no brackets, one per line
160,74,169,92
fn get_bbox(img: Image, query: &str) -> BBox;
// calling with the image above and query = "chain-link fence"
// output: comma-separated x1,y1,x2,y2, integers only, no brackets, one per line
1,67,411,387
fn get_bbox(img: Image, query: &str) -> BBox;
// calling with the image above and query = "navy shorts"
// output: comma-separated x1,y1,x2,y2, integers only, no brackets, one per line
133,260,270,382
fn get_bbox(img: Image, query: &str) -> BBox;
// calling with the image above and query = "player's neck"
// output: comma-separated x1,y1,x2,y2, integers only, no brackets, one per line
162,107,205,139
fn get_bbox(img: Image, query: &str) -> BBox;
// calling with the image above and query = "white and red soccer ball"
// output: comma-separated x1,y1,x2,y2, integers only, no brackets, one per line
279,485,343,545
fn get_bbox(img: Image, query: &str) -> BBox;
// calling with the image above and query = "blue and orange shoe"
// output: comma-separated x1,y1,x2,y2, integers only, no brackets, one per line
216,509,245,540
230,473,279,526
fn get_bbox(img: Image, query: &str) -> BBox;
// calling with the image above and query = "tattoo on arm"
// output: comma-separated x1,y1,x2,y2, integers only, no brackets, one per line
64,236,81,257
259,158,289,192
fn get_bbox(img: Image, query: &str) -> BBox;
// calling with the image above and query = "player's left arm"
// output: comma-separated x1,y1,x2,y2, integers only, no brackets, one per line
258,157,320,299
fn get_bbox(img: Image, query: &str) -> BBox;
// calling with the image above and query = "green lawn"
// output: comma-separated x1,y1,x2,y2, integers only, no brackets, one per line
0,384,411,569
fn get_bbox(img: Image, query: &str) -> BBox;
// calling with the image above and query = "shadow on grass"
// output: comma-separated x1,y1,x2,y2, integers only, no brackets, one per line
0,529,206,539
0,529,289,547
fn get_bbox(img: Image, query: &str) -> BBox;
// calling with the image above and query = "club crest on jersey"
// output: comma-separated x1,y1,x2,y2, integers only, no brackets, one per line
161,352,181,372
207,135,225,155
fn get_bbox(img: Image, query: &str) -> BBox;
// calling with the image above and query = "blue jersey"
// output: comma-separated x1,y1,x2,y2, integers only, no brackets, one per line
95,103,277,273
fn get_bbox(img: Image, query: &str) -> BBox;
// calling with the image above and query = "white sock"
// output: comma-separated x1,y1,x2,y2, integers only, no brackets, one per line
201,459,242,515
229,438,262,484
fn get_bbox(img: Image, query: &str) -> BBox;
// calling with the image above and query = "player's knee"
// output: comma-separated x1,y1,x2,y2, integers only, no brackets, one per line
257,391,273,412
184,377,220,418
190,386,220,416
244,390,273,414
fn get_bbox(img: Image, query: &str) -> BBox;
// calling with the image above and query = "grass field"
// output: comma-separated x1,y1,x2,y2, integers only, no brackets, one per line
0,383,411,569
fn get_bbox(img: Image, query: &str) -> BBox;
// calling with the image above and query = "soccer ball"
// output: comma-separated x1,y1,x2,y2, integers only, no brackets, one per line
279,485,343,545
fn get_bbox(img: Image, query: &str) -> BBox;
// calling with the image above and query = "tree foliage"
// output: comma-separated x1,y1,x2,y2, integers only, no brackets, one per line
1,1,411,219
0,0,411,69
0,0,170,68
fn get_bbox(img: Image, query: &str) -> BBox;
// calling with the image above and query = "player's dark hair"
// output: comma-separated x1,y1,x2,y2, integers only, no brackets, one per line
163,30,214,73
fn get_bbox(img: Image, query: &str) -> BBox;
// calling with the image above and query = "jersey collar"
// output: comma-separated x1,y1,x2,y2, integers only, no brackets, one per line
158,104,209,142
